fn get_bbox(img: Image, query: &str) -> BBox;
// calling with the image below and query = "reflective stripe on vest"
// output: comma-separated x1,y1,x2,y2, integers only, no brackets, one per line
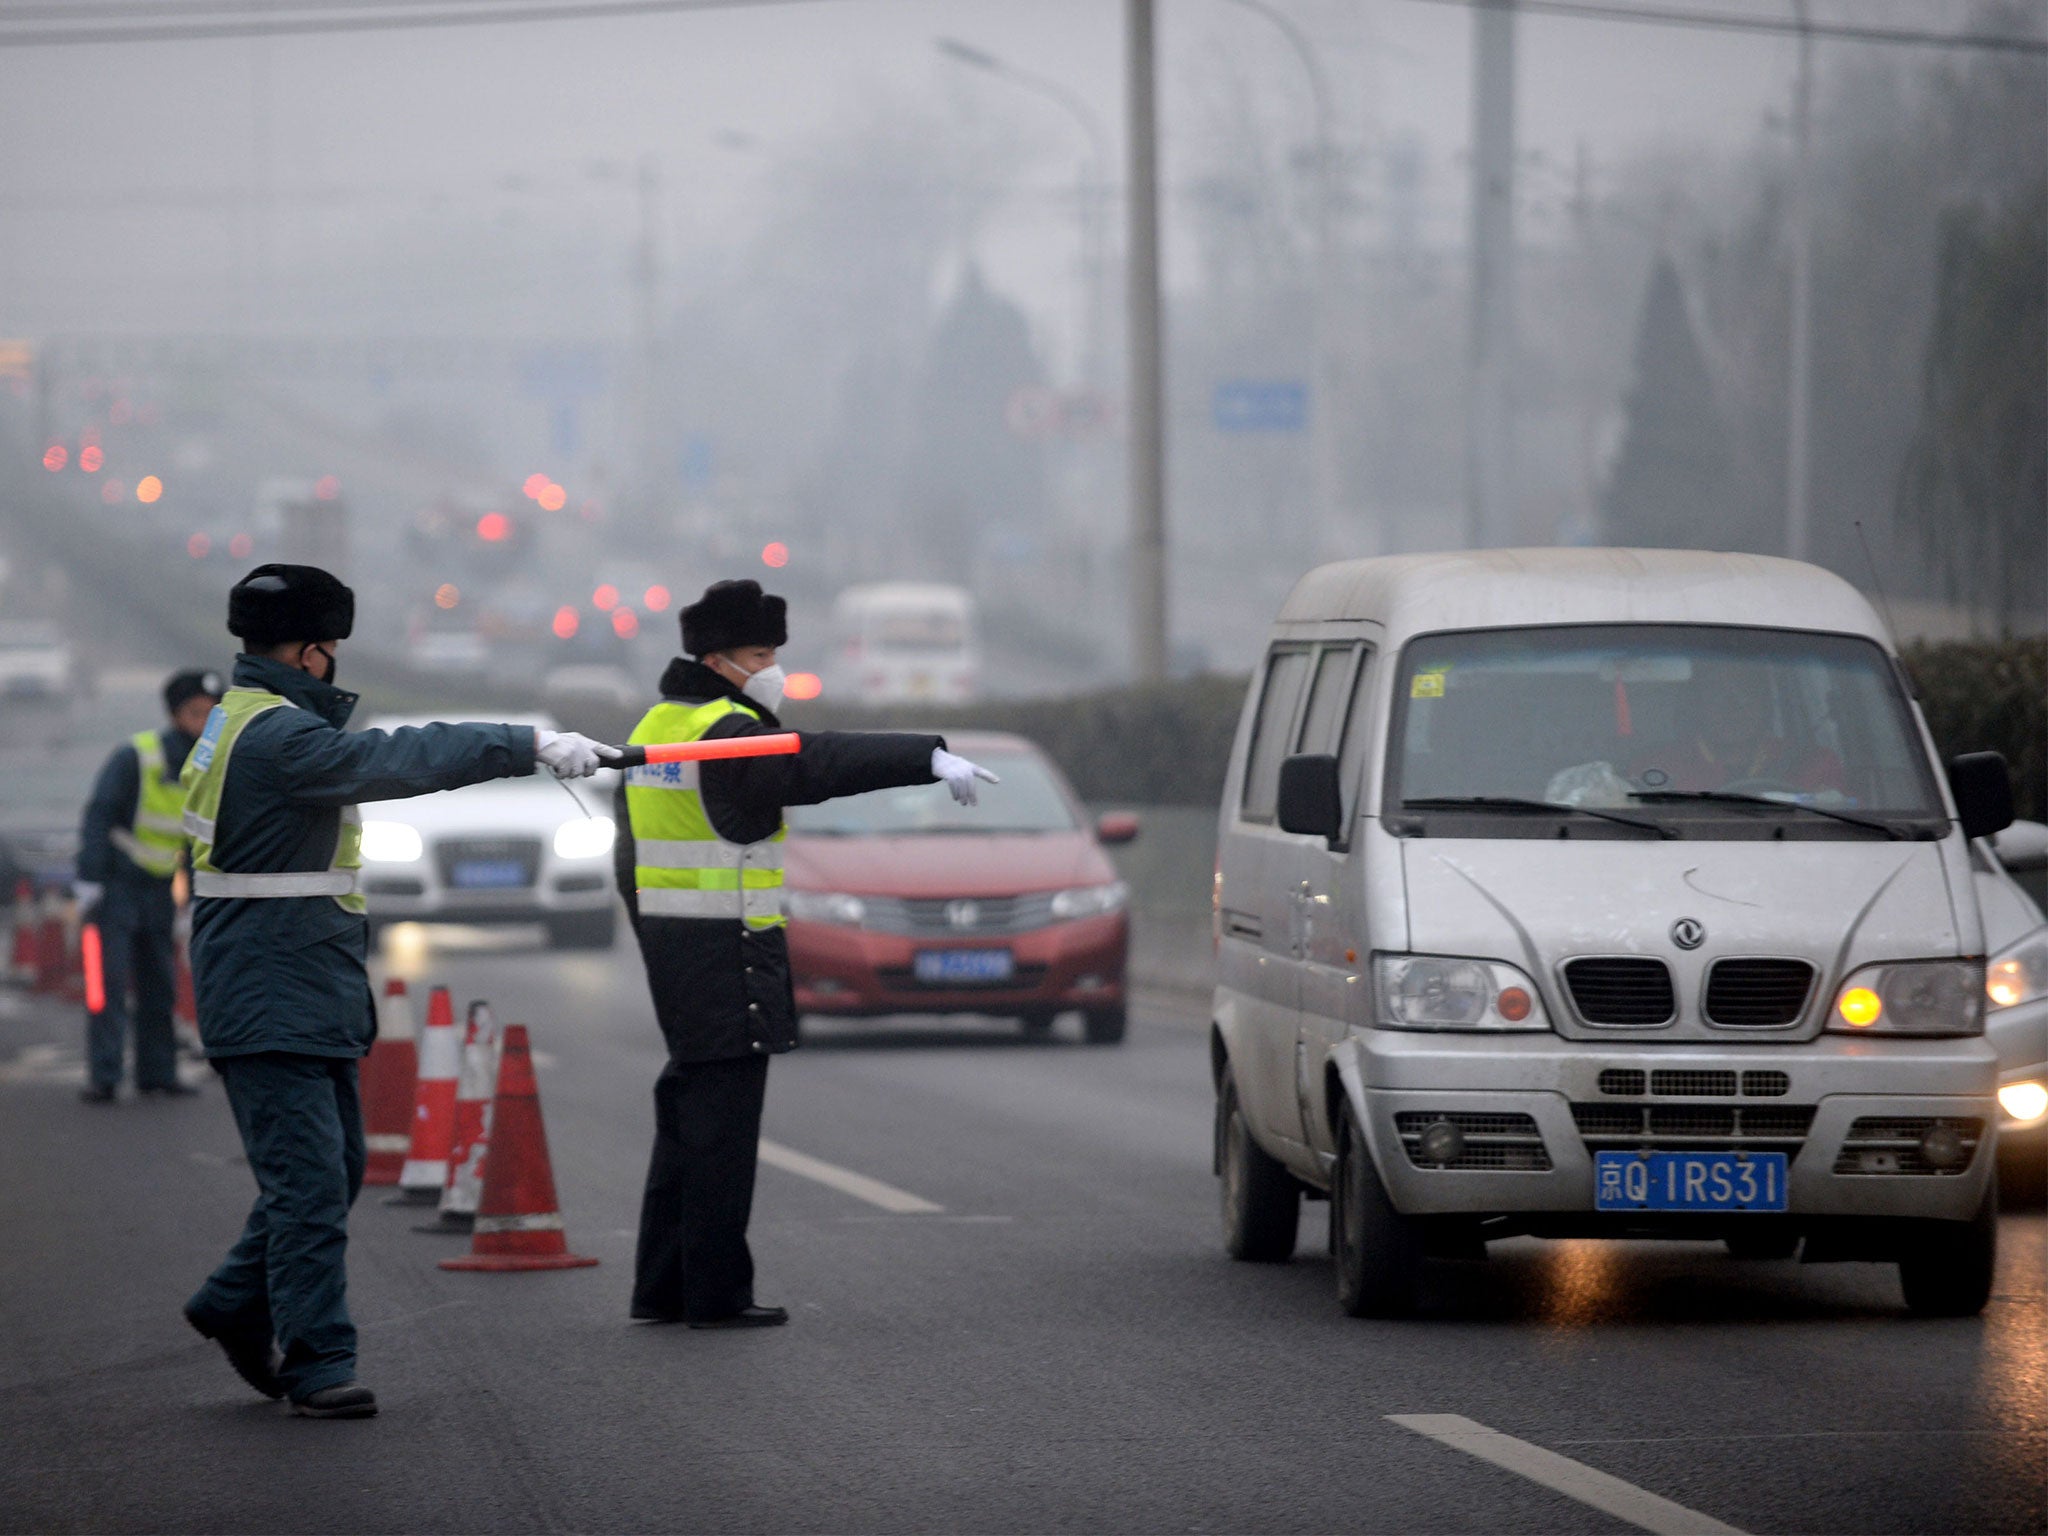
180,691,366,912
115,730,187,877
625,697,787,930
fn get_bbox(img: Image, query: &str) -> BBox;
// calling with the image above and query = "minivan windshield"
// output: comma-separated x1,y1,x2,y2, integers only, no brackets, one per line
1386,625,1943,832
786,749,1077,836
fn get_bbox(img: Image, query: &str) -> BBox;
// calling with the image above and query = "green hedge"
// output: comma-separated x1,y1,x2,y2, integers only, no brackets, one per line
787,638,2047,820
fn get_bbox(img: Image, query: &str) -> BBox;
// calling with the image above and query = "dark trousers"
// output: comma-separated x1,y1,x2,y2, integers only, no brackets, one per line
187,1053,364,1401
633,1053,770,1321
85,900,178,1092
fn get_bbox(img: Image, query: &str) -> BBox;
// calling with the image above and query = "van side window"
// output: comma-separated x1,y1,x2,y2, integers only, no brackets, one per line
1296,645,1359,755
1241,648,1312,821
1336,648,1378,821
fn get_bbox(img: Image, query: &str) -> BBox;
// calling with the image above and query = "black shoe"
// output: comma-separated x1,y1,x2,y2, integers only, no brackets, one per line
184,1309,286,1400
291,1382,378,1419
140,1082,199,1097
688,1305,789,1330
79,1085,116,1103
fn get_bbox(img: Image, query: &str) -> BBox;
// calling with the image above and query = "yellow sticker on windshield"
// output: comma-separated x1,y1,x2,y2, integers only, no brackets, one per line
1411,670,1446,699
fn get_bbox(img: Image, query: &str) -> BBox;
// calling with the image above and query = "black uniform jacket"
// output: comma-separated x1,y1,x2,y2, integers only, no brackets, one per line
614,658,943,1063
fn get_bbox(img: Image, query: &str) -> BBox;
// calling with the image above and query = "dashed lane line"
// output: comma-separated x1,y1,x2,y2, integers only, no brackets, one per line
757,1138,944,1215
1388,1413,1749,1536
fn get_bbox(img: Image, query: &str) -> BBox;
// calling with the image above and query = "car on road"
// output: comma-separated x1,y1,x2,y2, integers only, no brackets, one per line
828,582,978,704
0,621,74,698
1978,819,2048,1191
1212,549,2013,1318
784,732,1132,1042
356,714,619,949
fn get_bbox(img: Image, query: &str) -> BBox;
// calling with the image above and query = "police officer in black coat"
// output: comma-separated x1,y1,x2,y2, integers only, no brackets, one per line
615,580,997,1327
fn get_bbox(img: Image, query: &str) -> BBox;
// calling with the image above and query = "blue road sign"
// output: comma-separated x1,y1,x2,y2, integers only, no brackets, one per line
1213,379,1309,432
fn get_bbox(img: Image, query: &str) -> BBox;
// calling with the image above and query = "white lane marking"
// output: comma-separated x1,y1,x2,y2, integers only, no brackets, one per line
1388,1414,1749,1536
757,1138,943,1215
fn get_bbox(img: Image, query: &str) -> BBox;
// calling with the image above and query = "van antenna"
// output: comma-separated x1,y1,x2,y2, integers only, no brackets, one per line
1853,520,1901,642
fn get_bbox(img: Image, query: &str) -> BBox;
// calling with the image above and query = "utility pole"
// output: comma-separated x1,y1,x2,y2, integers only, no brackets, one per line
1127,0,1168,683
1785,0,1814,562
1465,0,1516,549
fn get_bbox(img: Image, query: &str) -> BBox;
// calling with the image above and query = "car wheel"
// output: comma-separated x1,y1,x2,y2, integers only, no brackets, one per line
546,908,617,951
1724,1228,1801,1260
1082,1005,1127,1045
1217,1068,1298,1262
1897,1178,1997,1317
1018,1010,1057,1039
1332,1100,1424,1317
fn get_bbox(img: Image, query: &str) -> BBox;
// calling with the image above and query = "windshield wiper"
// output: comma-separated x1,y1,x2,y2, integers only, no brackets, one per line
1401,796,1675,838
1627,789,1904,838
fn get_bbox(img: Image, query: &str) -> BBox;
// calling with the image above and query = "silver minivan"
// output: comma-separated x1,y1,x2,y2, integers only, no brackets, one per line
1211,549,2013,1317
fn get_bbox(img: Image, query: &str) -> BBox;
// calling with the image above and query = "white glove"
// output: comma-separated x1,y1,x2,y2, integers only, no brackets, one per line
535,728,607,780
73,880,104,915
932,747,1000,807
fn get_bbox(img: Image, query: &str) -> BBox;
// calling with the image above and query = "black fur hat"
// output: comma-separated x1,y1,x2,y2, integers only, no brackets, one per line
681,579,787,657
163,668,225,713
227,564,355,646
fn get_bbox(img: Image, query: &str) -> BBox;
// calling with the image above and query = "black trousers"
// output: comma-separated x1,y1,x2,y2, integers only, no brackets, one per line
633,1053,770,1321
85,896,178,1092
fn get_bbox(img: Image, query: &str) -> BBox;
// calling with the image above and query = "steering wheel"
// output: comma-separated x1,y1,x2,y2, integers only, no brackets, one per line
1719,776,1801,797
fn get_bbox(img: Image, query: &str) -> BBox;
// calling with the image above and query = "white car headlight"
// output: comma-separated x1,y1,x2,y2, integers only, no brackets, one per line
553,816,616,860
1049,881,1129,921
1986,928,2048,1012
1829,959,1985,1036
359,820,423,863
1373,954,1548,1031
786,891,867,926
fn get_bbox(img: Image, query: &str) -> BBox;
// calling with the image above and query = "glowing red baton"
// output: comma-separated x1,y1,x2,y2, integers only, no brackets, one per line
612,733,801,769
81,922,107,1015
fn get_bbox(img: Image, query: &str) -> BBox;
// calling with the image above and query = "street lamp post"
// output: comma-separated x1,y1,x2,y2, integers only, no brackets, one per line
1125,0,1168,683
1786,0,1814,562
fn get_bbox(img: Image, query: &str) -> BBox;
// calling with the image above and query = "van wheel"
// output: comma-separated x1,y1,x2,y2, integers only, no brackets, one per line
1083,1005,1127,1045
1217,1070,1298,1262
1898,1179,1997,1317
1332,1101,1424,1317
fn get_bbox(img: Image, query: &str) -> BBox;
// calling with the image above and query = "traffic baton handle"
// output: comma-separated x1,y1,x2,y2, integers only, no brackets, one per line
611,733,802,769
81,922,106,1015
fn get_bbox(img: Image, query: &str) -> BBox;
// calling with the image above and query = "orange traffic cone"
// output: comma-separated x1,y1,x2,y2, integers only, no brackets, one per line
441,1025,597,1272
7,879,36,983
390,985,459,1205
361,979,420,1186
418,1002,498,1233
32,891,65,996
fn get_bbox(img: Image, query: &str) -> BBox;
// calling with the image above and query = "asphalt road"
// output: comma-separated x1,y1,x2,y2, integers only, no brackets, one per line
1,926,2043,1535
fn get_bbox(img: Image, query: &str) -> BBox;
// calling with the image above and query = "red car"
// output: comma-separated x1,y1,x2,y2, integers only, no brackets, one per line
784,732,1135,1043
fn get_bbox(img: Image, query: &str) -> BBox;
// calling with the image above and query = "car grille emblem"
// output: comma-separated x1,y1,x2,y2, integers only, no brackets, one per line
946,900,981,930
1671,917,1706,951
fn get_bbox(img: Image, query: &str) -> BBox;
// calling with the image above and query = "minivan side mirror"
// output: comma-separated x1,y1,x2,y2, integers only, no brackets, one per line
1095,812,1140,845
1992,819,2048,873
1947,751,2014,841
1277,754,1345,843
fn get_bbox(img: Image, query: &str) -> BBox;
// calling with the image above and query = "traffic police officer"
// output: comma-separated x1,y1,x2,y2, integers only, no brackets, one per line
179,564,609,1417
74,667,223,1102
617,579,996,1327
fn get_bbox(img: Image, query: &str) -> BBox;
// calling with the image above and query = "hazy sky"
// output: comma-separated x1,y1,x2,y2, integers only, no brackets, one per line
0,0,2008,342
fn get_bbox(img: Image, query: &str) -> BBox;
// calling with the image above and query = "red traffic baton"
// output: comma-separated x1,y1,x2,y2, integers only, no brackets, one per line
611,733,801,768
81,922,106,1015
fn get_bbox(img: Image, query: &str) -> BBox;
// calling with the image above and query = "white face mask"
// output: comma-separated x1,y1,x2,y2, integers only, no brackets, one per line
736,660,787,710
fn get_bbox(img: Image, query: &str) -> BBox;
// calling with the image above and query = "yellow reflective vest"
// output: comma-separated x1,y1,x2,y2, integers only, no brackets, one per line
624,697,786,930
112,730,189,878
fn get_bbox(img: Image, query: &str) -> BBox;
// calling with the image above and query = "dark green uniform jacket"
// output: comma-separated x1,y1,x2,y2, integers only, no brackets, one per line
189,654,536,1060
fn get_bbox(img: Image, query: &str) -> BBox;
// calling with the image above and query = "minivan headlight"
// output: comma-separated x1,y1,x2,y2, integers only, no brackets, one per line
1373,954,1549,1032
359,820,423,863
1050,881,1129,921
786,891,867,926
1986,928,2048,1012
553,816,616,860
1829,960,1985,1036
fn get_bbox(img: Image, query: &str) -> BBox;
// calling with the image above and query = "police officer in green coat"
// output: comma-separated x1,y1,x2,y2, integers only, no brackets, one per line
180,564,610,1418
74,667,223,1102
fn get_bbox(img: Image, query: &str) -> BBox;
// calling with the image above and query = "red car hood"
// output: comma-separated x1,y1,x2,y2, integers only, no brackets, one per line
784,832,1113,898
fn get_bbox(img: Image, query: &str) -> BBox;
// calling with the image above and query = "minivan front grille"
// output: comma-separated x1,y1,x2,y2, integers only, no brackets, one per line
1705,959,1816,1027
1564,958,1675,1026
1650,1069,1737,1097
1572,1102,1816,1151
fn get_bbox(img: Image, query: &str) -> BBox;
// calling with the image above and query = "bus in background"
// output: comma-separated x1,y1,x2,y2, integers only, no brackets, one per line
830,582,978,705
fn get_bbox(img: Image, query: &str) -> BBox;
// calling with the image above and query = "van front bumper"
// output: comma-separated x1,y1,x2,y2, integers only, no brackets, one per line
1336,1030,1998,1222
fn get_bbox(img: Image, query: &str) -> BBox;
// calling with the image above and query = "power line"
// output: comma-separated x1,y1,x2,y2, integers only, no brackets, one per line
1400,0,2048,56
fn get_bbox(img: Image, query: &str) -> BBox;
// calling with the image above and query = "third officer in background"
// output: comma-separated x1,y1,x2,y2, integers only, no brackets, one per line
74,667,224,1103
617,578,997,1328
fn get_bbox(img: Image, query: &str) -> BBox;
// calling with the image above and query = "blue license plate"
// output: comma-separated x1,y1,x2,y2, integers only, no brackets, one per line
913,949,1015,985
450,859,526,889
1595,1151,1788,1212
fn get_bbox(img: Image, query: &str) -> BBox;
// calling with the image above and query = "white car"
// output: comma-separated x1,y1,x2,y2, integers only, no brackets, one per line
0,622,74,698
356,714,619,949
